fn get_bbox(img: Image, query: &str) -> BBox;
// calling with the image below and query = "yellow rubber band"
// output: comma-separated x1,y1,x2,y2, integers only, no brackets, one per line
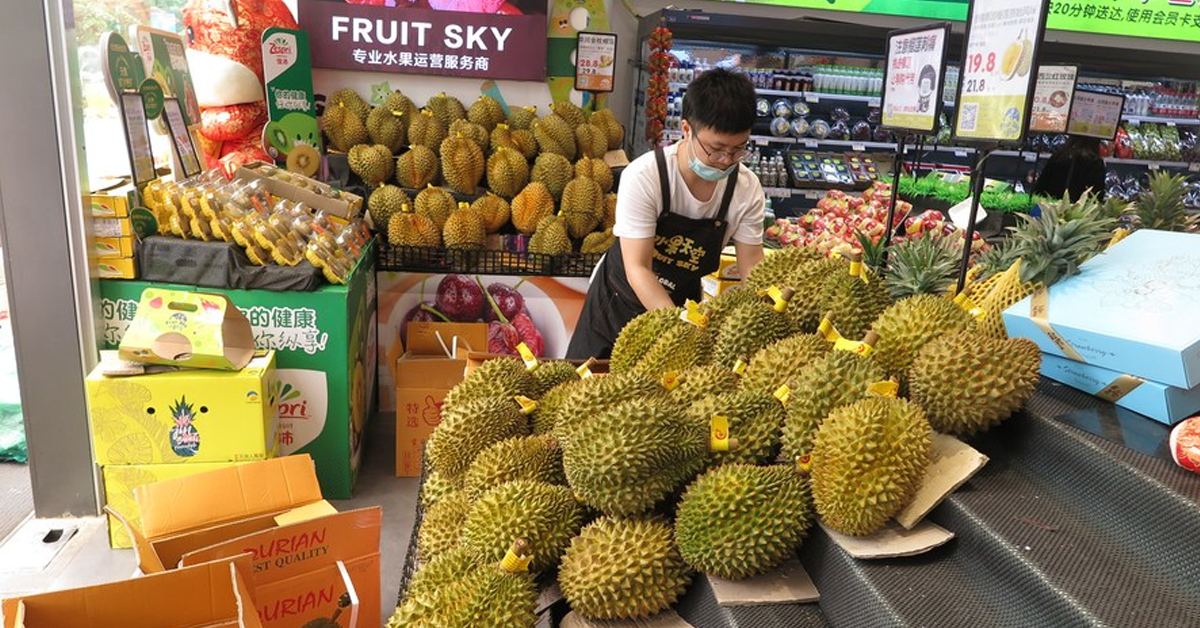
680,300,709,328
500,549,533,573
867,380,899,398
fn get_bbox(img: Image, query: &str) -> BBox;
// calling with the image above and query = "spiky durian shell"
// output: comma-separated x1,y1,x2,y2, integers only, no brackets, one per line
322,101,369,152
367,105,406,154
713,298,794,368
531,152,574,201
506,105,538,130
511,182,556,234
631,322,714,379
414,185,456,230
689,388,788,467
534,112,577,160
462,434,566,501
409,110,449,153
699,286,761,332
528,215,572,255
589,109,625,150
669,365,740,405
471,193,511,234
328,88,370,120
442,357,538,410
387,210,441,247
575,156,614,193
779,351,885,462
575,123,609,159
486,147,530,199
530,360,580,397
811,397,932,536
787,258,851,333
559,517,693,621
740,333,832,394
551,100,588,128
745,246,825,290
467,95,506,131
427,396,529,476
461,479,583,573
389,547,476,627
440,135,485,194
675,464,812,579
396,144,439,189
442,204,486,249
427,93,467,128
348,144,394,186
550,372,668,446
449,118,490,154
869,295,975,380
581,228,615,254
417,491,470,559
420,470,465,509
909,332,1041,435
610,307,684,373
367,184,409,230
562,400,706,516
531,380,580,435
820,265,893,340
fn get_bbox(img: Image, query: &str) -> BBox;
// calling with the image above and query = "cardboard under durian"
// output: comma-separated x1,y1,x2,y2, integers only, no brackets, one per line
87,351,279,467
1,555,261,628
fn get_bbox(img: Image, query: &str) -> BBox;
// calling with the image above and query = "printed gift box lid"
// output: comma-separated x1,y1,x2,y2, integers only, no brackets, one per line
119,288,256,371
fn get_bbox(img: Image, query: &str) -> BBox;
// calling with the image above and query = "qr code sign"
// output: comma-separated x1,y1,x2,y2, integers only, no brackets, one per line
960,103,979,132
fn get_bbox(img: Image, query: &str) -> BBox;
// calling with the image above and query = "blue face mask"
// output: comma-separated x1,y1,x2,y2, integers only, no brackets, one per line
687,135,738,181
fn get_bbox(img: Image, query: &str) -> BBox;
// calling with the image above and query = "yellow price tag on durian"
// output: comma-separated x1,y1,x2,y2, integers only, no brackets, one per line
575,357,596,379
773,384,791,405
500,548,533,573
710,415,731,452
866,380,899,398
661,371,681,391
732,359,748,376
516,343,539,371
680,300,709,328
849,260,870,284
796,453,813,474
513,395,539,415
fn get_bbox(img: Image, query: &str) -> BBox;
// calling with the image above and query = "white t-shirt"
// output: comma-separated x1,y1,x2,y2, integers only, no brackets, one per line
613,143,765,247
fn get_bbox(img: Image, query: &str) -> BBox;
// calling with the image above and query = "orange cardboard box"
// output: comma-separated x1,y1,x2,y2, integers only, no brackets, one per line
1,555,260,628
393,322,487,477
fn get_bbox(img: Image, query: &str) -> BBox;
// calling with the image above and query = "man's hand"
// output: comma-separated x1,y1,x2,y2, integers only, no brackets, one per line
621,237,676,311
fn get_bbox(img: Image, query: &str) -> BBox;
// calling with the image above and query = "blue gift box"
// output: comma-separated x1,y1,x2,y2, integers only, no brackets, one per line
1002,230,1200,390
1039,353,1200,425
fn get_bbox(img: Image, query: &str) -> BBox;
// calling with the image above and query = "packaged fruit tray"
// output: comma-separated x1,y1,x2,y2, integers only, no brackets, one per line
380,243,604,277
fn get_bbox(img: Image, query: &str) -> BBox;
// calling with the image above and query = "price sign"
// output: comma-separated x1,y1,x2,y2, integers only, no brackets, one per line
880,23,951,133
1029,65,1077,134
162,98,202,179
118,92,156,185
574,31,618,93
1067,89,1125,140
953,0,1051,144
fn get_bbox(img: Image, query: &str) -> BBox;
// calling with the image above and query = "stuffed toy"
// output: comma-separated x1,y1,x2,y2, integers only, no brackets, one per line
183,0,298,172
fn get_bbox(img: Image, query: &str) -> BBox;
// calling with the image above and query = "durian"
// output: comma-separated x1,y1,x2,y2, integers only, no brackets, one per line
779,350,885,462
442,356,538,409
528,215,572,255
550,372,669,447
443,202,486,249
461,480,583,573
819,259,892,339
574,156,614,193
463,434,566,501
440,134,485,194
870,294,975,380
427,396,529,476
414,185,456,230
581,228,615,253
531,152,574,201
745,246,825,290
575,123,609,159
787,258,850,333
471,193,511,234
531,360,580,397
532,380,578,435
388,547,476,627
511,182,556,234
322,101,368,152
675,464,812,579
699,285,762,332
561,177,605,239
383,90,418,123
327,88,370,121
409,109,448,153
449,119,490,154
348,144,394,187
534,113,577,160
551,100,588,128
631,322,713,379
417,491,470,559
589,109,625,150
367,105,406,154
610,307,685,373
562,400,707,516
740,333,831,393
367,184,409,230
387,204,441,247
604,193,618,230
427,92,467,128
909,332,1041,435
396,144,439,189
467,95,506,131
420,470,464,509
689,389,786,467
391,545,537,628
487,147,530,199
670,364,740,405
811,397,932,536
491,123,538,160
712,289,796,368
507,105,538,130
559,517,693,621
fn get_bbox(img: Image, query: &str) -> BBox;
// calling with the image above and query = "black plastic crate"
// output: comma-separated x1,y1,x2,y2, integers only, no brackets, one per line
379,243,604,277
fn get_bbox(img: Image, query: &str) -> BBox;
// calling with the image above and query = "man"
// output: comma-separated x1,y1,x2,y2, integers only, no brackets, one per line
566,68,765,359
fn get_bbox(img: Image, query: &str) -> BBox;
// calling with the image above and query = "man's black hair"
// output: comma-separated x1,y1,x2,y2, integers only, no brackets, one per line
681,68,757,135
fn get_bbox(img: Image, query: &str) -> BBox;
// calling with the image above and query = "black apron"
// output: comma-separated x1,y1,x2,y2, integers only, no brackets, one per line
566,147,738,360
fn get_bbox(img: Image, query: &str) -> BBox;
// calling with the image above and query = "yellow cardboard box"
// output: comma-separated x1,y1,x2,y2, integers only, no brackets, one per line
715,252,740,280
84,182,138,218
87,351,278,466
94,236,136,259
1,555,262,628
93,217,134,238
102,461,250,548
94,257,137,279
119,288,257,371
703,273,740,299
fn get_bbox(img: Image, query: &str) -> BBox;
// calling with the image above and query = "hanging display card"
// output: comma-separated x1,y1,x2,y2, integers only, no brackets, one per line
953,0,1051,144
1067,89,1125,140
1029,65,1077,134
880,23,951,133
162,98,202,179
575,32,618,93
119,92,156,185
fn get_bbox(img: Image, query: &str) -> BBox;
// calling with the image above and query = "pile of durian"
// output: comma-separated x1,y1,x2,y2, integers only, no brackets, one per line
322,88,622,257
388,246,1042,627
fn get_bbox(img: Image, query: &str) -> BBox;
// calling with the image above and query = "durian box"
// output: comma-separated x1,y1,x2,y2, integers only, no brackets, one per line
102,461,251,549
236,161,362,221
703,273,740,299
99,244,378,498
0,555,263,628
1002,230,1200,390
87,350,279,467
1039,353,1200,425
84,179,138,218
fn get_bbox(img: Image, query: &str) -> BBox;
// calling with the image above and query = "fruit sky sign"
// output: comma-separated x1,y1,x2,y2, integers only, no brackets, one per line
1067,89,1125,139
575,31,618,93
714,0,1200,44
880,23,951,133
1029,65,1078,134
953,0,1051,144
297,0,548,82
261,27,323,164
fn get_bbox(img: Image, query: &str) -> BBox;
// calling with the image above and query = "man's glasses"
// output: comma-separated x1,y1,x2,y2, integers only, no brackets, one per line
692,134,751,163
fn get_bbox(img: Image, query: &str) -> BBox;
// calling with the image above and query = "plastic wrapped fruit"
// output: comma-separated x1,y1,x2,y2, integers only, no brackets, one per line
873,126,892,143
829,121,851,141
790,117,810,138
770,116,792,137
1099,140,1113,158
773,99,793,118
809,119,831,140
866,108,882,125
756,98,771,118
792,101,810,118
830,107,851,123
851,121,872,141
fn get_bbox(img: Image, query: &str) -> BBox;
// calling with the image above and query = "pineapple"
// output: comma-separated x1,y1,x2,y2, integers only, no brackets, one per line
884,233,962,299
169,397,201,457
1008,192,1118,287
1135,171,1198,232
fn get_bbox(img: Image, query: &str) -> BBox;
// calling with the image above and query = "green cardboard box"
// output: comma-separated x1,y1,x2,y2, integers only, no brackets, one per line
98,246,377,498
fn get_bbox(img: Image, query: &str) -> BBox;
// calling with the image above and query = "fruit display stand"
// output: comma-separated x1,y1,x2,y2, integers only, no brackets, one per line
97,243,377,499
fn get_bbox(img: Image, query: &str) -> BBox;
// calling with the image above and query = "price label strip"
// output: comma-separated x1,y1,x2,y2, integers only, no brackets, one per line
1029,288,1086,363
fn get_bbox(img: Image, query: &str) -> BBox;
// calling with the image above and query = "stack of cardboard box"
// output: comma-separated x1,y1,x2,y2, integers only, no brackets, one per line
1003,230,1200,425
86,288,279,547
86,181,140,279
703,251,741,300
